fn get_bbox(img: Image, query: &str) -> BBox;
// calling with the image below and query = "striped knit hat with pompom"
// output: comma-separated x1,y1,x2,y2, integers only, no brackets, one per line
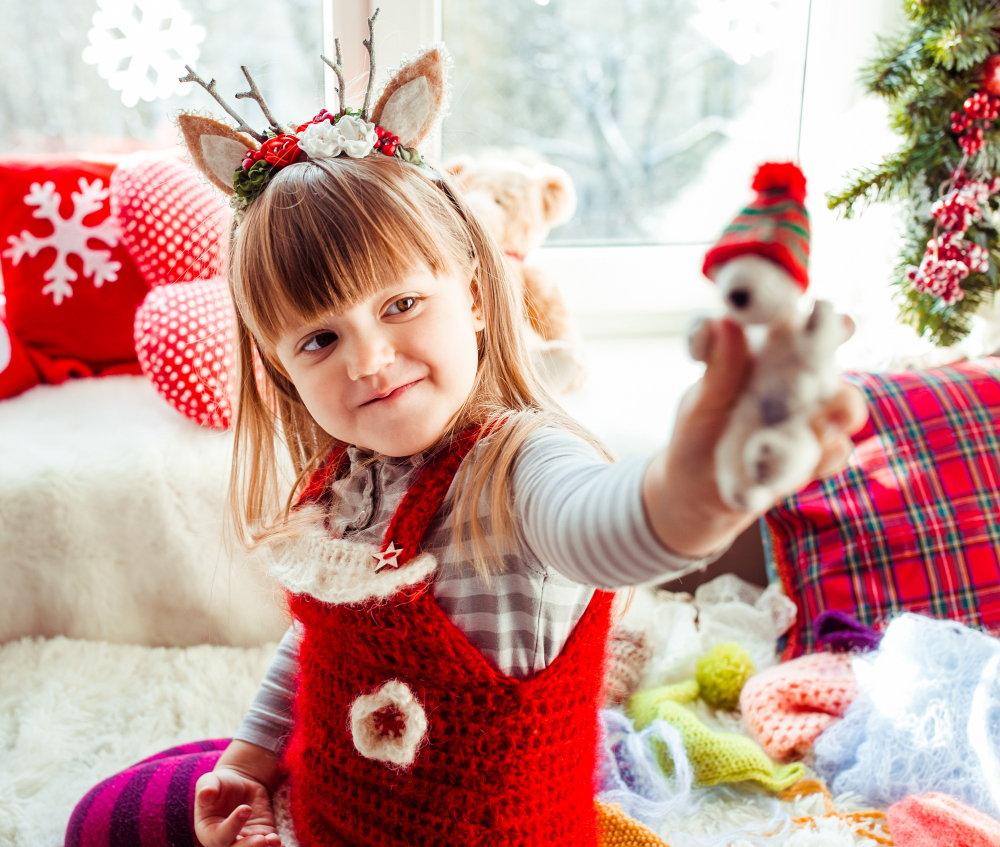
702,162,811,291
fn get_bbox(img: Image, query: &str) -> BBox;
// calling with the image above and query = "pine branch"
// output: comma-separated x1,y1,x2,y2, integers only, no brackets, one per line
826,140,943,218
862,34,927,99
924,6,1000,70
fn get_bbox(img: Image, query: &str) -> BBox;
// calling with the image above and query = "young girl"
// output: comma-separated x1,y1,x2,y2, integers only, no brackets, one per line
67,44,865,847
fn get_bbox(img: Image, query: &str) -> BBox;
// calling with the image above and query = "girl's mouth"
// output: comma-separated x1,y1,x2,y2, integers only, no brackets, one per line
362,379,422,406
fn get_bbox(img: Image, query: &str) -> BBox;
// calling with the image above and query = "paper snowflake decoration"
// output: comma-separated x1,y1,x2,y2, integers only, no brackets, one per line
82,0,206,107
2,180,123,306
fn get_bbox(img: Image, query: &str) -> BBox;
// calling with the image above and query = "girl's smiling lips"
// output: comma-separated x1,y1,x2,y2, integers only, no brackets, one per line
360,379,423,406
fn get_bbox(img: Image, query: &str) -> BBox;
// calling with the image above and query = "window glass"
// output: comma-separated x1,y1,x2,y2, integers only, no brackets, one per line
0,0,323,154
442,0,808,244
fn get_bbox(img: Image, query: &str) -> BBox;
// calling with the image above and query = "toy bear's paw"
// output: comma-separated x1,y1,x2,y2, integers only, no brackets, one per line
531,339,586,394
743,429,790,487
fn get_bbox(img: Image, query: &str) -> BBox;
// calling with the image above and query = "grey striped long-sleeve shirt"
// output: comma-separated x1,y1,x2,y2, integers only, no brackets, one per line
234,426,716,752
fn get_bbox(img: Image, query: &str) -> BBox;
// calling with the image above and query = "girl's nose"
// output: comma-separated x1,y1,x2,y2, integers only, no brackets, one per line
345,330,395,380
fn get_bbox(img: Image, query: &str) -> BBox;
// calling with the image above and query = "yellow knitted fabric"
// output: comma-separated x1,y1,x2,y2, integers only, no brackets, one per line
628,684,805,792
596,801,672,846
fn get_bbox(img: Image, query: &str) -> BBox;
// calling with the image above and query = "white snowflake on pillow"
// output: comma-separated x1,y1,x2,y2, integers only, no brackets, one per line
2,179,122,306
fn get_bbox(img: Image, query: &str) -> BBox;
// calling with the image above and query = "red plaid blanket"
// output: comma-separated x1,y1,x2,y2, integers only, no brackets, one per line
765,358,1000,657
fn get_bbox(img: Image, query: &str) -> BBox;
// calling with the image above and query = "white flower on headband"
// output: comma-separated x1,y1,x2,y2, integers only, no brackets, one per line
297,115,377,159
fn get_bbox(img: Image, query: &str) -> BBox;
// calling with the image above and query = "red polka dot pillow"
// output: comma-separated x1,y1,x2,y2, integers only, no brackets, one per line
763,358,1000,657
110,152,228,287
133,279,235,429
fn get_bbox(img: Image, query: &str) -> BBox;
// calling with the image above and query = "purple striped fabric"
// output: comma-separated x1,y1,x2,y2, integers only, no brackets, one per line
65,739,230,847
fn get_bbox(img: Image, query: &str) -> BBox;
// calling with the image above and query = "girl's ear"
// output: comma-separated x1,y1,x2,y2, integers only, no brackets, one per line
371,45,451,150
177,114,258,195
468,262,485,331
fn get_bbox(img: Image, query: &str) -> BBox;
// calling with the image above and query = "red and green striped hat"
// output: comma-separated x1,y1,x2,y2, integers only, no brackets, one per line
702,162,810,291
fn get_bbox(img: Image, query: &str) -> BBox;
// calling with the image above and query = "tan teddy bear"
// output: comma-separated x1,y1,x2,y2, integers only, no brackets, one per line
444,155,586,394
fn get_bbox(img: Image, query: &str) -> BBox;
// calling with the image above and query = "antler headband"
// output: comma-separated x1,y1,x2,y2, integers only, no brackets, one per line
175,9,450,222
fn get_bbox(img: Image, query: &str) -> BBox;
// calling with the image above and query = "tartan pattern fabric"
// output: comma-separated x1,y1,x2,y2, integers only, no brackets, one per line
764,358,1000,657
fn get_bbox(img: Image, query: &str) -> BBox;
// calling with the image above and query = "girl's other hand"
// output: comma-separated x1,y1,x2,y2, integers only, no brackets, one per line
643,317,868,560
194,769,282,847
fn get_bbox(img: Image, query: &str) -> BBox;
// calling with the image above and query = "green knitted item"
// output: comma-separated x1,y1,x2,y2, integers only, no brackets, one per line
695,642,755,711
628,685,805,792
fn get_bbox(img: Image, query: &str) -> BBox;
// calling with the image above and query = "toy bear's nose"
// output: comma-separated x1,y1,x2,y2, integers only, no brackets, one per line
728,289,750,308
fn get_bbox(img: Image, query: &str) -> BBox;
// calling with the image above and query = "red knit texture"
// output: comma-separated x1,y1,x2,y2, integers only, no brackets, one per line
702,160,810,290
886,792,1000,846
739,652,856,760
284,427,615,846
751,162,807,204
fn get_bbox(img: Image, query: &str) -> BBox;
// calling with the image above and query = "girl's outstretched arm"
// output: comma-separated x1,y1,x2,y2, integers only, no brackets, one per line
641,317,867,559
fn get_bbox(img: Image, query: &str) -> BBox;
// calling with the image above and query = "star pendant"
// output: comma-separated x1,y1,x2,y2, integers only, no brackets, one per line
372,542,404,573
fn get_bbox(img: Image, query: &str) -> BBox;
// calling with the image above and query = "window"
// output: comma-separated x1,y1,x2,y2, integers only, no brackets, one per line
0,0,324,154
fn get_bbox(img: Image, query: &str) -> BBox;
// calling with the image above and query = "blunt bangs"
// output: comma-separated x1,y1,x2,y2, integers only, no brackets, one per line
228,156,475,352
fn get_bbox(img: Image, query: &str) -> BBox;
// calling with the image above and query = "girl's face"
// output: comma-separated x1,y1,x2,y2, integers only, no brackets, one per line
273,265,485,457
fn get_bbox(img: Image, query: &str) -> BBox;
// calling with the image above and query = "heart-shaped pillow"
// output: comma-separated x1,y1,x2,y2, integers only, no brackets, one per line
111,153,228,287
133,278,235,429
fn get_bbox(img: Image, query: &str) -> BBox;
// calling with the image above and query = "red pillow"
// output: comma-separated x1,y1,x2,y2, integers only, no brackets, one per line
133,278,235,430
0,155,149,395
764,359,1000,657
110,152,228,287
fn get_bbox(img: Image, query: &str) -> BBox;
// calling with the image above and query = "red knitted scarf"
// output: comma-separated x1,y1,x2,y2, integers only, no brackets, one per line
283,427,614,846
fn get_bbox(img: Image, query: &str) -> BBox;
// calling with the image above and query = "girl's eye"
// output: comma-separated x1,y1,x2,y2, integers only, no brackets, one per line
384,296,417,316
302,331,338,352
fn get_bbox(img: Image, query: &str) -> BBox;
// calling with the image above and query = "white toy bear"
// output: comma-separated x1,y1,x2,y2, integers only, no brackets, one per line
690,163,855,512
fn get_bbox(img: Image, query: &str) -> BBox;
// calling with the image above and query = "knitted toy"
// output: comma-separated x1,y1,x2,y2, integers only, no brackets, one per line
695,641,755,710
445,155,585,394
605,628,654,707
739,652,857,761
689,162,855,512
886,792,1000,847
813,613,1000,820
628,681,804,791
595,802,671,847
813,609,882,653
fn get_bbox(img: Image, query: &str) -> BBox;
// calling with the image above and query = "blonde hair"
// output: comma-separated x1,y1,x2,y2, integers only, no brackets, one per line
227,155,610,576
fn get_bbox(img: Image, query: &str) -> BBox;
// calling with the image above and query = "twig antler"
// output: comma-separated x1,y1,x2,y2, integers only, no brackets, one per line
361,8,380,120
236,66,285,136
180,66,267,142
320,38,347,116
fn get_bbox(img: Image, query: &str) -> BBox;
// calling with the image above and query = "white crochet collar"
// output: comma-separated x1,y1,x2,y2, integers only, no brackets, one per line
264,507,437,605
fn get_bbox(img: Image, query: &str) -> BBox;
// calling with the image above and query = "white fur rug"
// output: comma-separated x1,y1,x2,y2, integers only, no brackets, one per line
0,376,286,647
0,636,277,847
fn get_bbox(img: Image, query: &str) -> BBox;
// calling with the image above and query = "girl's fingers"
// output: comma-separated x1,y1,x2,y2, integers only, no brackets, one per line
818,383,869,436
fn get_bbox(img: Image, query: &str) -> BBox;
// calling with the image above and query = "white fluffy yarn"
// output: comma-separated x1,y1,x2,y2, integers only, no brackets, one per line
814,613,1000,819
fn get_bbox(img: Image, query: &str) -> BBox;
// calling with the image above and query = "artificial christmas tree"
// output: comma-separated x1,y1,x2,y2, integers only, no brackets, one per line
829,0,1000,346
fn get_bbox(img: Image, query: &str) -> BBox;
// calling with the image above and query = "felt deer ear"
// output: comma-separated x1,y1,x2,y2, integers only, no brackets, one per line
370,45,451,151
177,114,258,195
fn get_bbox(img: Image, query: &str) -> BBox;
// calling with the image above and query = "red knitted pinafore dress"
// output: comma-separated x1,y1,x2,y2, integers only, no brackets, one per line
275,428,614,846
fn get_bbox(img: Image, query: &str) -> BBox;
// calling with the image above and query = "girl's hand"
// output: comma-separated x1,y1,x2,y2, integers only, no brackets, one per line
194,768,282,847
643,317,868,560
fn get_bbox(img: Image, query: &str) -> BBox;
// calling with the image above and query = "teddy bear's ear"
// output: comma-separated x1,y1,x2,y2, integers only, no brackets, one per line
443,156,474,184
177,114,258,196
370,45,451,151
535,164,577,227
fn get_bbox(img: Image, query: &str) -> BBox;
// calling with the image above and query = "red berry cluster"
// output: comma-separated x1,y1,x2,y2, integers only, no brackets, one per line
907,253,968,305
931,190,981,231
937,231,990,273
951,92,1000,155
374,126,399,157
241,148,266,170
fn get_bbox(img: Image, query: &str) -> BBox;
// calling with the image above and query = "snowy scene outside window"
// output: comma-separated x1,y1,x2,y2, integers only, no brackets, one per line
442,0,804,244
0,0,323,153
